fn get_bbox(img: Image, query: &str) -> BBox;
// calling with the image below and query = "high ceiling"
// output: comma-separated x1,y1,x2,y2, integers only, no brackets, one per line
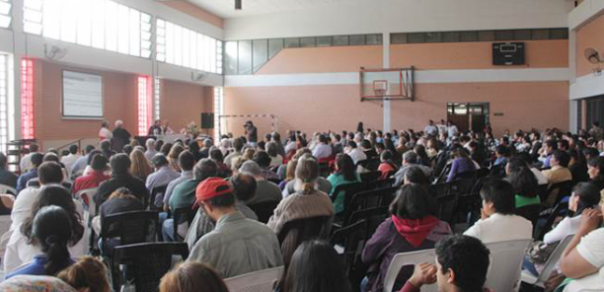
186,0,367,18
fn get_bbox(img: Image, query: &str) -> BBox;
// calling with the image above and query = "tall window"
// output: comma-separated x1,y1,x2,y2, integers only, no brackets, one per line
138,76,152,136
0,0,11,28
213,86,223,141
154,77,160,121
23,0,152,58
156,19,222,74
0,54,8,151
20,58,34,140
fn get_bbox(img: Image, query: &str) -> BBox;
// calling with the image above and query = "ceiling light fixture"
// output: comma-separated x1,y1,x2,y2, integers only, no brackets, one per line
235,0,242,10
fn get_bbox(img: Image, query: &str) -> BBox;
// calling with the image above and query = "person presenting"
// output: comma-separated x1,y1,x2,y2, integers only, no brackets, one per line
244,121,258,146
148,119,163,136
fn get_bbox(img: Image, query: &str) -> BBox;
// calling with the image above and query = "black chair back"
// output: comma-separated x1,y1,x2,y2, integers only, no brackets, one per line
345,187,396,224
515,203,541,233
347,206,388,239
430,182,450,198
360,171,380,183
331,182,365,203
248,200,280,224
450,178,475,196
112,242,189,292
172,207,198,242
330,219,367,276
100,211,159,251
536,202,569,240
437,194,458,226
149,185,168,210
278,216,332,267
547,181,574,205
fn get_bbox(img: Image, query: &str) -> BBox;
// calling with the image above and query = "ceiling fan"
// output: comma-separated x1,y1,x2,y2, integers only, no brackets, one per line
585,48,604,64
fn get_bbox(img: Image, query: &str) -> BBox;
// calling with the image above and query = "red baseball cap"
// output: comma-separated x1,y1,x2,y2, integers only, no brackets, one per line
195,177,232,203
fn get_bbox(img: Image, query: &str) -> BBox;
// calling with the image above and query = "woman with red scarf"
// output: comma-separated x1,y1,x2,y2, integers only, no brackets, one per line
361,184,452,292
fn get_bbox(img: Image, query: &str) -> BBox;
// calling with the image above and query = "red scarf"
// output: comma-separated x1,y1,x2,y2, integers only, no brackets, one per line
391,215,439,248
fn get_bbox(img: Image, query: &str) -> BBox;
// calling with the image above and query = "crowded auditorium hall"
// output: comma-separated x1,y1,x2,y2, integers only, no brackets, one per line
0,0,603,291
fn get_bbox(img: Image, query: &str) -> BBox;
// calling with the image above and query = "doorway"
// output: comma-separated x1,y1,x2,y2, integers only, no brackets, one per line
447,103,490,133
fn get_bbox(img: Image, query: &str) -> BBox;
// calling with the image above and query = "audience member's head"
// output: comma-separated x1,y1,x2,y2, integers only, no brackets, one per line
195,177,235,221
506,157,538,199
404,166,429,185
31,153,44,168
239,160,262,178
390,184,437,220
168,144,184,161
570,182,601,215
588,157,604,181
403,151,419,165
253,151,271,168
160,143,173,157
84,145,95,155
145,139,156,151
479,179,515,216
107,187,139,202
178,151,195,172
31,206,73,276
0,152,8,169
209,148,224,164
159,262,229,292
90,154,109,172
110,153,131,176
551,150,570,168
29,144,39,153
233,138,245,153
69,145,79,155
280,240,351,292
152,154,170,169
193,159,218,181
266,142,279,158
100,140,111,151
230,173,257,202
38,162,64,185
380,150,394,163
335,153,356,181
434,235,490,292
130,149,152,179
285,159,298,182
58,256,111,292
295,156,319,193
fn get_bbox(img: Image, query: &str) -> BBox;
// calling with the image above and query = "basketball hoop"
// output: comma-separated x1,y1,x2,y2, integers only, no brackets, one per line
373,80,388,98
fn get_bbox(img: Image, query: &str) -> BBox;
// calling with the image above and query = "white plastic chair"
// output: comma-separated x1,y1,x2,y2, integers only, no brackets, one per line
484,239,532,292
224,266,284,292
75,188,98,223
0,184,17,196
383,249,438,292
521,235,573,289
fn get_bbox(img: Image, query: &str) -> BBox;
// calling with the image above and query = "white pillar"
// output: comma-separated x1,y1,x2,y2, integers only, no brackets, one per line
10,0,26,140
568,30,578,133
382,32,391,132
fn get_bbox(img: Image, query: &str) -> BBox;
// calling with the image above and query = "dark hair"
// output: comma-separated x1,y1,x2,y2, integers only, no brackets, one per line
152,154,170,168
552,150,570,168
480,179,515,215
557,139,570,150
69,145,78,155
209,148,224,163
21,186,84,246
31,153,44,168
206,191,236,208
253,151,271,168
495,145,509,156
155,140,164,152
281,240,351,292
361,139,371,149
507,158,538,198
193,159,218,181
436,235,490,292
84,145,95,154
31,206,74,276
588,157,604,181
545,140,558,149
38,162,64,184
266,142,279,157
380,150,393,162
100,140,111,151
0,153,7,168
86,150,103,166
188,141,200,156
159,262,229,292
389,184,437,219
29,144,39,153
160,143,173,156
179,151,196,171
233,138,244,152
230,173,257,202
583,147,600,160
348,141,357,149
123,145,133,156
572,182,601,215
110,154,131,175
90,154,108,171
335,153,357,181
404,167,429,185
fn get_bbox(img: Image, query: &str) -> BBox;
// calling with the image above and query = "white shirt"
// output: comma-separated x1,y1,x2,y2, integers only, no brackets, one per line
464,213,532,244
424,125,438,136
447,125,459,137
437,124,447,135
99,127,113,140
543,215,581,245
19,153,38,173
565,228,604,291
530,167,548,185
61,153,82,177
346,148,367,165
10,187,41,232
312,143,333,160
270,155,283,168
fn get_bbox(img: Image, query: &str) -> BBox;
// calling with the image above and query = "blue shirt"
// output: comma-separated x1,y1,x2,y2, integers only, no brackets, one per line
16,169,38,194
5,255,74,279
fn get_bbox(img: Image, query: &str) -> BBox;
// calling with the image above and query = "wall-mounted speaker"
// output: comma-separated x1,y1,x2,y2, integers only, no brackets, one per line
201,113,214,129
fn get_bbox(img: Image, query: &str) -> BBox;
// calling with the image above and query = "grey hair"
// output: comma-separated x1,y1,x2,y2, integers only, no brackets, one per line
239,160,262,177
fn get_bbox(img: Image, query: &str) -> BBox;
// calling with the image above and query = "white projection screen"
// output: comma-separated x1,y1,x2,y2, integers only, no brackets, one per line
62,71,103,119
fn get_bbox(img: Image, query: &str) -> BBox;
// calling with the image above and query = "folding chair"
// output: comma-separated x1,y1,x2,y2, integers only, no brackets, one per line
521,235,573,289
383,249,438,292
484,239,533,292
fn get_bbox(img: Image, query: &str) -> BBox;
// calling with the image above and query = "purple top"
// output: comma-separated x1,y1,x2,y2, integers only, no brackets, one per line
447,158,476,182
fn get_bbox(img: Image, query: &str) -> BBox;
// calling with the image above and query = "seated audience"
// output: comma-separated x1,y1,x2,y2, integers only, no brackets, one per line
185,173,258,249
399,235,490,292
188,178,283,278
19,144,41,173
506,157,540,208
524,182,601,276
239,160,282,205
16,153,43,194
312,134,333,160
267,141,284,168
210,148,231,178
6,206,75,278
569,149,589,185
361,139,378,160
130,148,153,182
0,152,18,189
279,159,297,190
144,139,158,162
199,139,213,159
71,154,110,195
92,187,144,235
345,141,367,165
60,145,81,178
559,202,604,291
224,137,244,168
539,140,557,169
403,167,429,186
277,240,351,292
588,156,604,195
160,262,229,292
94,154,149,207
362,184,451,292
164,159,217,241
0,275,78,292
70,145,96,178
282,154,332,197
146,154,180,208
327,153,360,214
447,148,476,182
167,144,184,172
164,151,195,211
542,150,573,205
464,179,532,243
394,152,432,187
378,150,398,180
57,256,111,292
99,140,116,159
252,151,279,180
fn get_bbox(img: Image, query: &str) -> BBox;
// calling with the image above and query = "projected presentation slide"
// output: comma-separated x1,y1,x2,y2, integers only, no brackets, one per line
63,71,103,118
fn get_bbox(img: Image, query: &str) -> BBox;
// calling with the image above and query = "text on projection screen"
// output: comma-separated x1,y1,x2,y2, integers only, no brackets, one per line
63,71,103,118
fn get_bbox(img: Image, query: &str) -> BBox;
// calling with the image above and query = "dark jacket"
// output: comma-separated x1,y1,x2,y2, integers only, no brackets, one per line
94,173,149,207
0,168,18,189
100,197,144,223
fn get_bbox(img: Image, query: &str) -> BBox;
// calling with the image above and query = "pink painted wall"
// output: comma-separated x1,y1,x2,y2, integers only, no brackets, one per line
391,40,568,70
160,79,213,134
576,12,604,77
161,1,224,29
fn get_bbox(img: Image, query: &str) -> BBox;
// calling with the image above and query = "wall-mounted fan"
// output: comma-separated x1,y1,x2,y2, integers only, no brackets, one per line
585,48,603,64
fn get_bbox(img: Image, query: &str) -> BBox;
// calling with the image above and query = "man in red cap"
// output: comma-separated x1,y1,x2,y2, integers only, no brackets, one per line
187,177,283,278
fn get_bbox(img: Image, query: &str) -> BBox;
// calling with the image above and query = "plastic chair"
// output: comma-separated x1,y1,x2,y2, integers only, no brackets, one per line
536,201,568,240
172,207,198,242
521,235,573,289
546,181,573,206
100,211,159,257
0,184,17,196
344,187,395,224
149,185,168,210
484,239,533,292
330,182,365,203
515,204,542,232
330,219,367,276
112,242,189,292
248,200,280,224
360,171,381,183
224,266,284,292
75,187,99,222
383,249,438,292
278,216,332,267
346,206,388,239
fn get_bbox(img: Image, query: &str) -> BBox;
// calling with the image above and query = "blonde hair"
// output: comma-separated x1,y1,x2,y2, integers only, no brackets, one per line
168,144,185,172
231,156,247,173
129,149,153,181
57,256,110,292
108,187,139,201
242,148,256,161
285,159,298,182
295,156,319,193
